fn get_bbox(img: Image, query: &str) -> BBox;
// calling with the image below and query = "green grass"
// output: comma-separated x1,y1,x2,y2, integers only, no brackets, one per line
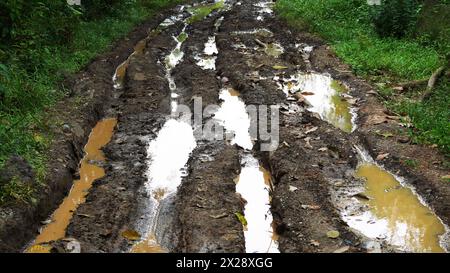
0,0,182,205
187,0,225,23
276,0,450,155
390,79,450,153
0,176,36,206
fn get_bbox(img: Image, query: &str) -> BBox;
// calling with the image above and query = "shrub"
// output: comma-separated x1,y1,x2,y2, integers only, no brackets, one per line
81,0,134,19
370,0,421,38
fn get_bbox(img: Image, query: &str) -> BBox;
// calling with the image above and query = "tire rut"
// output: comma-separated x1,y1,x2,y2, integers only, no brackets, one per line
26,0,450,253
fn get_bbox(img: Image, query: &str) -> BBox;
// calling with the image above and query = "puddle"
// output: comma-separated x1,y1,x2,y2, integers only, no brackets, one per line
112,7,189,90
146,119,196,198
113,61,129,89
26,118,117,253
214,88,253,150
131,119,196,253
236,154,279,253
204,36,218,55
194,17,222,71
194,55,217,70
131,13,196,250
338,147,448,253
214,88,279,253
277,73,356,133
131,233,167,253
164,25,188,111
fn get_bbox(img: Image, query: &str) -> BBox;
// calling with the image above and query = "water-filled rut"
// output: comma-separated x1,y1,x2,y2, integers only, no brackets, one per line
21,0,449,253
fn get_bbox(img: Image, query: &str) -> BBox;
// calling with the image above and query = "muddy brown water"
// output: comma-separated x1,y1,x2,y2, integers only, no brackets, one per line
26,118,117,253
131,234,166,253
354,163,446,253
21,0,449,254
278,72,356,133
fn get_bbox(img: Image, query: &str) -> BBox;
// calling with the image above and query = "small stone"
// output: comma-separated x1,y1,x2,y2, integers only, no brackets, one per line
62,124,71,133
289,185,298,192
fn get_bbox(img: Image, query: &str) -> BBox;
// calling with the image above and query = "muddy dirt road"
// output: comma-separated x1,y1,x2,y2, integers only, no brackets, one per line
10,0,449,253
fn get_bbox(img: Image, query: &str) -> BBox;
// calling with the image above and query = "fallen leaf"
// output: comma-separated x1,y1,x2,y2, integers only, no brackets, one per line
375,130,394,138
301,204,321,210
318,147,328,152
441,175,450,181
210,212,228,219
353,192,370,201
304,137,313,149
301,91,315,96
326,230,340,239
121,229,141,241
310,240,320,247
376,153,389,161
294,92,305,102
283,141,290,147
367,115,387,125
235,212,248,226
305,126,318,134
289,185,298,192
386,115,401,121
392,86,404,91
41,219,52,225
273,65,288,70
333,246,350,253
77,213,93,218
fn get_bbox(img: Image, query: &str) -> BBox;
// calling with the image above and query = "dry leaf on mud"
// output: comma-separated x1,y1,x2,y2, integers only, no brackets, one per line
326,230,340,239
386,115,401,121
210,212,228,219
375,130,394,138
367,115,387,125
305,126,318,134
272,65,288,70
333,246,350,253
294,92,305,103
376,153,389,161
304,137,313,149
301,204,321,210
318,147,328,152
235,212,248,226
121,229,141,241
310,240,320,247
353,192,370,201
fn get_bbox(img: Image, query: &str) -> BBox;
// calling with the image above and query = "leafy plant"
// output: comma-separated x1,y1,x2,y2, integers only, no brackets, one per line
369,0,421,38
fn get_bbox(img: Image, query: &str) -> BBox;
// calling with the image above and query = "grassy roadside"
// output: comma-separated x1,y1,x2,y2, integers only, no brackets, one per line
0,0,183,205
275,0,449,156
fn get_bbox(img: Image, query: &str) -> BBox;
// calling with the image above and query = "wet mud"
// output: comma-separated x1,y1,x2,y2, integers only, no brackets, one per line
3,0,448,253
